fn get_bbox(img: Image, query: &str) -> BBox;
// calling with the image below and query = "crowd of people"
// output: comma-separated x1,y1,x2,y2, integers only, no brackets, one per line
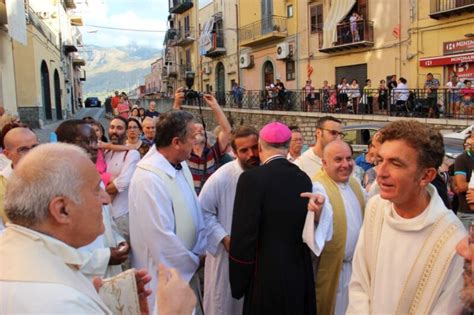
1,88,474,315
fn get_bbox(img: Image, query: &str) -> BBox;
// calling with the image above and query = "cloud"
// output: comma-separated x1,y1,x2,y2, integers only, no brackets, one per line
79,0,169,48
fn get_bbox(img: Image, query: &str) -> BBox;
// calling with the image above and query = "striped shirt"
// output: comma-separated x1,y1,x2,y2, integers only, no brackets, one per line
188,140,223,195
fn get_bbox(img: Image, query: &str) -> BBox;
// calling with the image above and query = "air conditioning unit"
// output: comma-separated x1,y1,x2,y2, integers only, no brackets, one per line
203,64,212,75
239,53,253,69
276,42,290,59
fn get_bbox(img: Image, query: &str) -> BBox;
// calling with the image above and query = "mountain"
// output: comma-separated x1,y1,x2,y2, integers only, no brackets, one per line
82,44,162,100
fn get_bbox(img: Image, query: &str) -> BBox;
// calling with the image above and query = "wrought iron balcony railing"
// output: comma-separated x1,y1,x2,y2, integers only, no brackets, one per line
169,0,193,14
239,15,287,46
430,0,474,19
318,19,374,53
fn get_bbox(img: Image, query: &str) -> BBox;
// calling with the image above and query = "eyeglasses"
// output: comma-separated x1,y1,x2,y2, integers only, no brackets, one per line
320,128,345,138
16,144,39,155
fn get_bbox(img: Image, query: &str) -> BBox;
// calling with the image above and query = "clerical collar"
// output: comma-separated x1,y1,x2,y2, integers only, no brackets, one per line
263,154,286,165
169,161,182,170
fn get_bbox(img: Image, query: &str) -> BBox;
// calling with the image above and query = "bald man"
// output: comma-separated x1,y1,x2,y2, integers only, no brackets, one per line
312,140,366,315
0,127,39,227
142,117,156,144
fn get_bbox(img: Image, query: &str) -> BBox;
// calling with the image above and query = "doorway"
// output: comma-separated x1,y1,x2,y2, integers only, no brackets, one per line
40,61,53,120
54,70,62,120
216,62,225,105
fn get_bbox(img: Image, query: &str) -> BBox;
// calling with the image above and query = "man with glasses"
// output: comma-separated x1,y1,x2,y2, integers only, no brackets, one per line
295,116,344,178
288,126,304,162
0,126,38,228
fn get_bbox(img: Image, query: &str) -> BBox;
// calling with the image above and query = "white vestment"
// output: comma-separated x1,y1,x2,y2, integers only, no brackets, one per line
0,225,111,314
200,161,334,315
199,160,245,315
348,185,466,314
295,147,322,179
79,204,125,279
129,147,207,310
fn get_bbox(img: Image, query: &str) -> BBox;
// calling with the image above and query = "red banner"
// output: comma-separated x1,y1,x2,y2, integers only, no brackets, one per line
447,63,474,81
419,52,474,67
443,39,474,55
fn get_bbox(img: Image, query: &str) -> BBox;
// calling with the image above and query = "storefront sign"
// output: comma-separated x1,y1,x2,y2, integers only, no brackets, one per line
447,63,474,81
420,52,474,67
444,39,474,55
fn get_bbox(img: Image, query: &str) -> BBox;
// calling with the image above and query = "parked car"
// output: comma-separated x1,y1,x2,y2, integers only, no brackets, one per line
342,123,463,160
85,97,102,108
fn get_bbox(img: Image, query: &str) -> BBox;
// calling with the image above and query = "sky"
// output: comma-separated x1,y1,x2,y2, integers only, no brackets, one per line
77,0,169,48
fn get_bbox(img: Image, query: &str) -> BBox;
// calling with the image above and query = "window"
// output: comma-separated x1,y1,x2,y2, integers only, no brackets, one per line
184,16,190,36
287,5,293,18
286,60,295,81
310,4,323,33
185,49,191,70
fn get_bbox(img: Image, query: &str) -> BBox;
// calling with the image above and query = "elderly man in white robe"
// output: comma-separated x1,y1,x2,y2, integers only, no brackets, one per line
129,110,207,314
199,126,260,315
312,140,366,315
0,143,114,313
347,120,466,314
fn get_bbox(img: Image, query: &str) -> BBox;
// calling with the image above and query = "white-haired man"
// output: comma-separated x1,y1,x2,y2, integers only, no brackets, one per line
145,101,159,118
0,143,113,312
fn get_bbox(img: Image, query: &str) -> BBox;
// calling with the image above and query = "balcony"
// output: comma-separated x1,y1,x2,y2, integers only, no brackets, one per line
318,20,374,53
169,0,193,14
165,28,194,47
177,63,193,77
430,0,474,19
162,64,178,78
239,15,287,47
205,32,226,58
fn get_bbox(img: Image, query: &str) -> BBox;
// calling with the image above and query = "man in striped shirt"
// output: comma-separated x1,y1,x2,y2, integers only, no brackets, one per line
173,88,232,194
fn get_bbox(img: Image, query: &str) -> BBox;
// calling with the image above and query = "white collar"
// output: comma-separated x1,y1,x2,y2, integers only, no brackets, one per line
138,145,183,178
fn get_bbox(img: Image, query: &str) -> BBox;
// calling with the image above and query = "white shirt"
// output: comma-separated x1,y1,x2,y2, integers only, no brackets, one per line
0,154,10,172
394,82,409,101
295,147,322,179
129,147,206,310
104,149,140,219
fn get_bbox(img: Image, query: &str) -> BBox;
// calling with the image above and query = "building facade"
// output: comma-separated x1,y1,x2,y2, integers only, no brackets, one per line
2,0,84,128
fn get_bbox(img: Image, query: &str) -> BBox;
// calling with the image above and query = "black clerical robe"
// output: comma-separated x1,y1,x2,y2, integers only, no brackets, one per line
229,157,316,315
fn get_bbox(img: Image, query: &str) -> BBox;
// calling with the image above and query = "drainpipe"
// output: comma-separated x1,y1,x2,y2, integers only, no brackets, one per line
236,3,240,85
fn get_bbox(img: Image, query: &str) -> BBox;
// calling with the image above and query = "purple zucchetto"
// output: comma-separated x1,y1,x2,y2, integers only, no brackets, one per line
259,122,292,144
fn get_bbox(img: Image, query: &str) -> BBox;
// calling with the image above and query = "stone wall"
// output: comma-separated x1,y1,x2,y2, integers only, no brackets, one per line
182,105,474,143
18,106,44,129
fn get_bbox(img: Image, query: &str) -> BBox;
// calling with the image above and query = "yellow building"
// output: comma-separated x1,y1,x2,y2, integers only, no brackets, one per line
198,0,239,105
297,0,474,91
238,0,299,91
0,0,17,115
163,0,200,93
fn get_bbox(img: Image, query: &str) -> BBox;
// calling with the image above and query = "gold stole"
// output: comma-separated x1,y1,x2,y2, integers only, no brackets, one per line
137,163,197,251
313,170,366,315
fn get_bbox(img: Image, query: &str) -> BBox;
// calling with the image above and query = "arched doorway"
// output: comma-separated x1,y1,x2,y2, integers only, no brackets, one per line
215,62,225,105
40,61,53,120
54,70,62,120
263,60,274,87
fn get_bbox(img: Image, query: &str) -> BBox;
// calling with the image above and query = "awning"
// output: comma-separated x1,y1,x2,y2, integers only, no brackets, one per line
321,0,356,49
73,58,86,66
419,52,474,67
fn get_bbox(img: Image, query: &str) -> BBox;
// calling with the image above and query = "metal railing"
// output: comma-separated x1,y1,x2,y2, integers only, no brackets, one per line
430,0,474,13
318,20,374,48
239,15,287,43
185,88,474,120
169,0,193,14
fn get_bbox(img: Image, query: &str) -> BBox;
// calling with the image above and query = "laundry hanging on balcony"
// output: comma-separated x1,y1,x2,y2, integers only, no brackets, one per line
199,18,215,56
321,0,356,50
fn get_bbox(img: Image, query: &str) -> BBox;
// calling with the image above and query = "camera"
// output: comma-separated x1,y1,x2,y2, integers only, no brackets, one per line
184,71,203,101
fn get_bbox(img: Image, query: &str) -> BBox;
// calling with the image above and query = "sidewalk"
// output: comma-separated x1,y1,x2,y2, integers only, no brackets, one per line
34,107,105,143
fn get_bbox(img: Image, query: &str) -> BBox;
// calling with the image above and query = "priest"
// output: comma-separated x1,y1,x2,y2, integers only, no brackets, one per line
313,140,366,315
347,120,466,314
229,122,329,315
